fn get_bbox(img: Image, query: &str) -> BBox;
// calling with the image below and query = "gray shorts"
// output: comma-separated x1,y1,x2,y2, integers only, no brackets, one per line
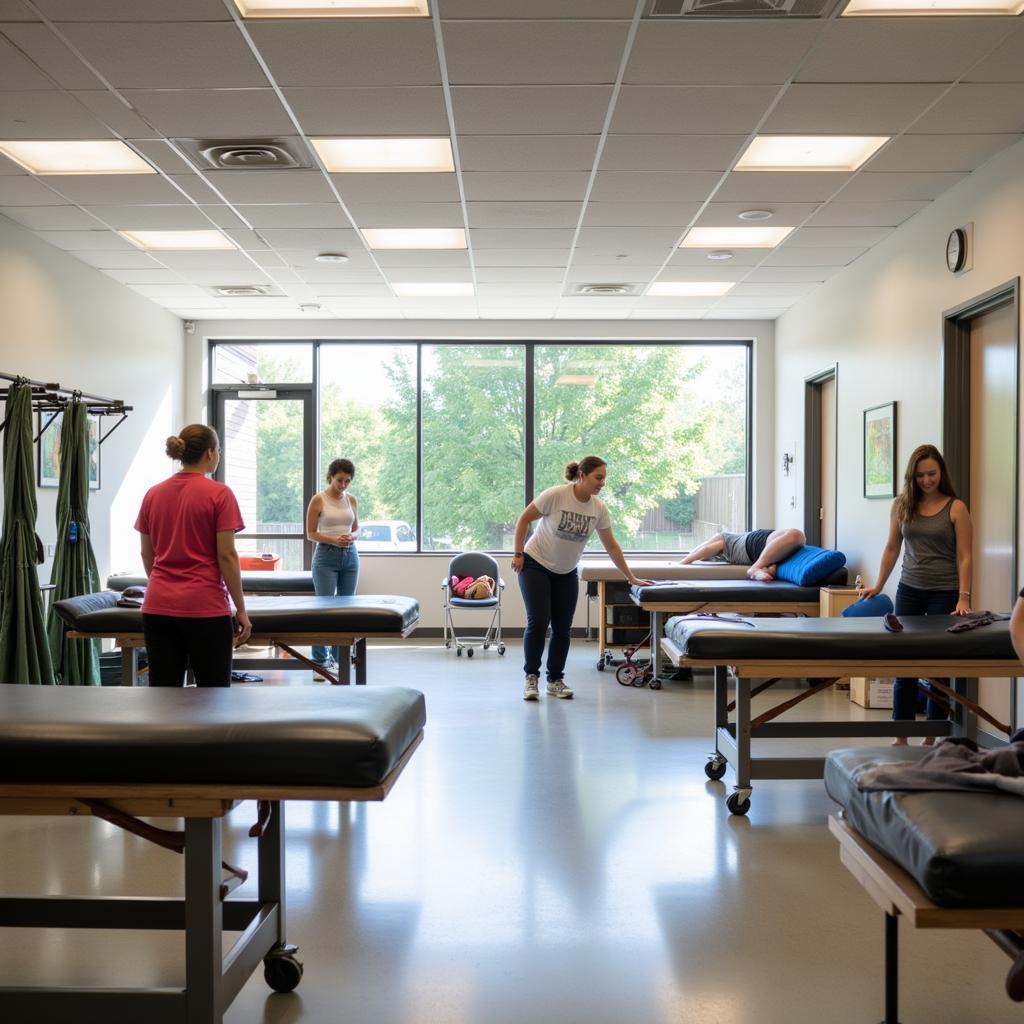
719,531,752,565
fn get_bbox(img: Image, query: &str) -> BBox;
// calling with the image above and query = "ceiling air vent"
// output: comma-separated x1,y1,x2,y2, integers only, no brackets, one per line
571,283,643,297
648,0,837,17
174,138,313,170
211,285,274,297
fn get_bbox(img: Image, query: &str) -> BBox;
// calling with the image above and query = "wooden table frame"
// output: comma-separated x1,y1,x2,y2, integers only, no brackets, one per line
69,623,418,686
830,813,1024,1022
0,733,422,1024
660,635,1021,815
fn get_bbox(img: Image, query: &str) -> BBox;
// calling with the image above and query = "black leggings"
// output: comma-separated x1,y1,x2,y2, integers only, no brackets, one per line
142,614,234,687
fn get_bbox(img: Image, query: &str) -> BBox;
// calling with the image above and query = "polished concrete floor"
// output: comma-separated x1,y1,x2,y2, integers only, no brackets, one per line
0,641,1019,1023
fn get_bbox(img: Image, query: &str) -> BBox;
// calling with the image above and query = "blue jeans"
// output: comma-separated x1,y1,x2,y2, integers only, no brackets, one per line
311,543,359,664
518,553,579,682
892,582,959,721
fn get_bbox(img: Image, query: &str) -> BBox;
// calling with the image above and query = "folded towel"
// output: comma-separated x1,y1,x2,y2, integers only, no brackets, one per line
946,610,1011,633
116,584,146,608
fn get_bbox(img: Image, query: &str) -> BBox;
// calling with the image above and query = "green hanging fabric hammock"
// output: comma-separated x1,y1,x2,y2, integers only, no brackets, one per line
0,381,55,684
45,400,100,685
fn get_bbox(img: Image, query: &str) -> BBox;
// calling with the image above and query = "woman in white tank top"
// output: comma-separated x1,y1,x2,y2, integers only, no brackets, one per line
305,457,360,669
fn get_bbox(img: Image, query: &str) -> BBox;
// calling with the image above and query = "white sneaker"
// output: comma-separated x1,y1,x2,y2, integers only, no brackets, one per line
523,674,540,701
313,656,337,680
546,679,574,699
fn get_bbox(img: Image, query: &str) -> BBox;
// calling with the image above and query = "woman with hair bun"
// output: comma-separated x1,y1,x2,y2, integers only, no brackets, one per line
511,455,654,702
135,424,251,686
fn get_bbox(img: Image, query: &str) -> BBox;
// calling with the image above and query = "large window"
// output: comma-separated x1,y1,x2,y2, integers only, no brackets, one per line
210,340,748,554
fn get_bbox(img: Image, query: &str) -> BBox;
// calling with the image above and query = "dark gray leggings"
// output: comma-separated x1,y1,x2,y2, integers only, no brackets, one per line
518,554,579,681
142,613,235,687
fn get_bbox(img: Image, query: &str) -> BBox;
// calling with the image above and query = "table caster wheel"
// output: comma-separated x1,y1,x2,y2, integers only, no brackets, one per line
498,644,506,655
648,677,662,690
597,658,606,671
726,792,751,816
456,648,462,657
445,640,451,648
264,947,304,993
467,647,474,658
704,758,726,781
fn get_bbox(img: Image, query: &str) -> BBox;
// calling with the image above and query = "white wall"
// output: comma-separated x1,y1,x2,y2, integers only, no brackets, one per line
0,215,184,582
775,137,1024,593
185,318,776,628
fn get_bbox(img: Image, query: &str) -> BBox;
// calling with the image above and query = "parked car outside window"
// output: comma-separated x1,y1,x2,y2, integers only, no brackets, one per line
357,520,416,551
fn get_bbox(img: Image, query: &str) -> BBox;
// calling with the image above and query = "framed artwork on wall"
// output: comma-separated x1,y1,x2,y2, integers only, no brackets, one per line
863,402,896,499
38,411,101,490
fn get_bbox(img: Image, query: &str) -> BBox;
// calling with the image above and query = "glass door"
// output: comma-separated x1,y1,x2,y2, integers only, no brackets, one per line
213,387,314,570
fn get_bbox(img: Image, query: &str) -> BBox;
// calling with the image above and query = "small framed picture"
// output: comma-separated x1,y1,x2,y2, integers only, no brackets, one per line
863,402,896,499
38,411,101,490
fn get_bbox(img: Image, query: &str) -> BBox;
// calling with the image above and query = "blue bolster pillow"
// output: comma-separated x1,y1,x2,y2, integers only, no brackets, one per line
775,545,847,586
841,592,894,617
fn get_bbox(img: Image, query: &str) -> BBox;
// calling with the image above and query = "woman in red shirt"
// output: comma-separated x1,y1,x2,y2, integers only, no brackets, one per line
135,424,251,686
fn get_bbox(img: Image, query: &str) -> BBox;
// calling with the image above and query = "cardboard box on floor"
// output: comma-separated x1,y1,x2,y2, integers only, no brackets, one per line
850,677,894,709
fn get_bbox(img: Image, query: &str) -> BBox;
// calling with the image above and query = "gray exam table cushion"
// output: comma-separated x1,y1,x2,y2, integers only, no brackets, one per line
0,685,426,788
662,614,1013,663
108,571,316,594
825,746,1024,909
55,591,420,635
631,570,847,605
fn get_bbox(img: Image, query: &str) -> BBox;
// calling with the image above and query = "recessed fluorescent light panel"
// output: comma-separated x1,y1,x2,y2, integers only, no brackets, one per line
119,230,238,251
843,0,1023,13
736,136,889,172
312,138,453,173
392,283,474,297
362,228,467,250
233,0,429,16
0,140,155,176
680,226,794,249
647,282,735,297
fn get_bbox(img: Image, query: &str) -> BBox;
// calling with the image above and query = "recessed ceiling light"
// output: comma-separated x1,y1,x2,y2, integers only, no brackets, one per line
232,0,429,16
392,282,474,297
843,0,1023,13
315,252,350,263
311,138,454,173
738,209,774,221
0,140,155,176
736,136,889,172
647,282,735,297
119,230,238,251
707,251,735,262
680,227,794,249
362,228,467,250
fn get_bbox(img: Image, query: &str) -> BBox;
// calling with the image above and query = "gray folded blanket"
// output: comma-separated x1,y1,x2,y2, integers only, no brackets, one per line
855,733,1024,797
945,609,1011,632
115,585,146,608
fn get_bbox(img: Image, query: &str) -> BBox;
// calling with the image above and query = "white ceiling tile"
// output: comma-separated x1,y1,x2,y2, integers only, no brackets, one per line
202,170,334,204
345,202,465,228
233,204,349,229
284,86,448,135
311,284,393,297
0,24,102,89
130,283,215,300
37,0,231,18
582,202,700,227
121,89,294,138
576,225,683,249
600,135,746,172
475,267,566,282
440,0,635,17
67,249,162,269
462,171,589,202
130,141,197,176
795,19,1011,84
257,227,362,249
912,84,1024,134
630,309,706,319
452,86,613,134
36,228,135,250
319,295,400,307
730,282,819,297
473,249,568,267
572,249,667,264
167,173,224,204
694,202,819,226
762,84,946,134
458,135,599,172
704,308,782,320
625,21,818,86
554,309,633,319
295,268,383,285
0,151,26,174
763,246,866,267
666,249,763,268
42,174,192,205
249,22,439,88
0,34,57,90
610,87,777,134
275,249,375,269
61,23,268,89
467,201,581,228
656,266,746,282
715,294,797,309
589,171,720,202
330,173,459,204
838,172,966,202
868,134,1020,173
470,228,575,248
714,171,852,204
564,264,662,281
963,29,1024,83
0,90,112,138
373,253,472,269
0,204,100,229
153,252,259,271
197,206,250,231
0,3,41,18
806,201,930,227
324,308,404,319
787,225,894,247
84,205,217,230
478,308,554,319
635,295,720,309
101,267,191,284
383,266,473,281
72,91,161,138
475,283,563,297
444,21,628,86
744,267,836,283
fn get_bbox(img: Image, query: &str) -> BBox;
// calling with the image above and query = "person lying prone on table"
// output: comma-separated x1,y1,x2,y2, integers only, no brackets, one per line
678,527,806,581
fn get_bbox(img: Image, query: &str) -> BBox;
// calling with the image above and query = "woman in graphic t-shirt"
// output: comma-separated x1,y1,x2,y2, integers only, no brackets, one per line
511,455,654,702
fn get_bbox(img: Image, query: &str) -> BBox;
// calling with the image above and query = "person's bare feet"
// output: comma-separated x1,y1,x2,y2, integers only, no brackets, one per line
749,567,775,582
891,737,909,747
920,736,936,747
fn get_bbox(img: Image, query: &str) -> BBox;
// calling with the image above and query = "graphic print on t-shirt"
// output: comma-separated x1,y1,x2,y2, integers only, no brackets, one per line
556,509,595,543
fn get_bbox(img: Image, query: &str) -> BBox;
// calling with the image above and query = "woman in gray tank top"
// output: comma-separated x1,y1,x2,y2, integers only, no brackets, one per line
860,444,973,743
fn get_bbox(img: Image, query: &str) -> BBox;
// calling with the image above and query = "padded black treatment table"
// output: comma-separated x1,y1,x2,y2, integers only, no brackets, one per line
630,570,848,688
108,571,316,595
55,591,419,685
659,615,1019,815
0,684,426,1024
825,746,1024,1022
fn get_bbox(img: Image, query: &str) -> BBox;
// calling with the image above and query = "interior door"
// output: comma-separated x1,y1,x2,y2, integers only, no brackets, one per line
820,376,837,549
213,387,314,570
